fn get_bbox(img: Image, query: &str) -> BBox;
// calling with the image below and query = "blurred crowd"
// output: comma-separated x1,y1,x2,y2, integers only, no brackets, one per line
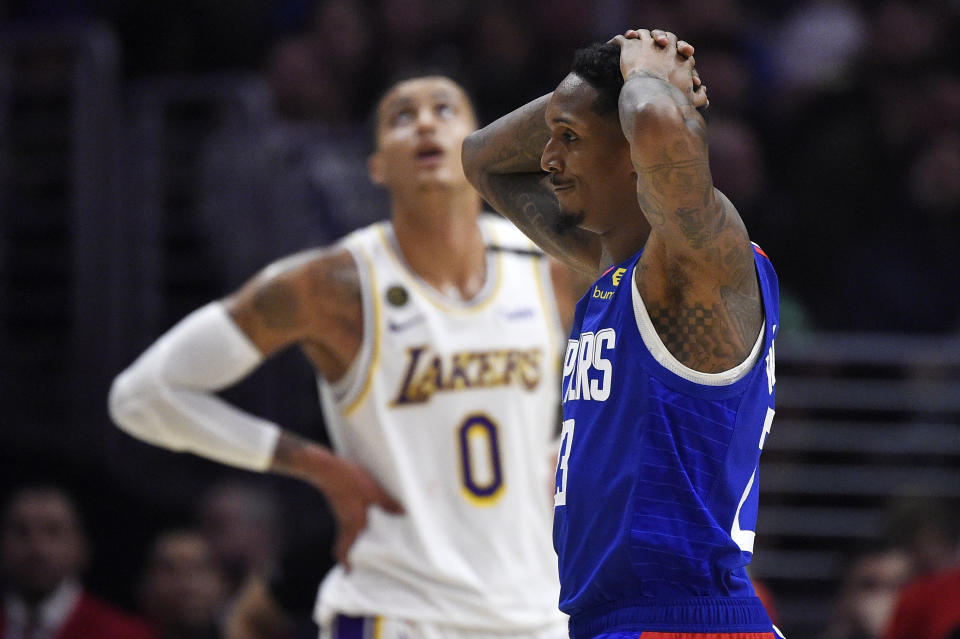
1,480,331,639
4,482,960,639
2,0,959,333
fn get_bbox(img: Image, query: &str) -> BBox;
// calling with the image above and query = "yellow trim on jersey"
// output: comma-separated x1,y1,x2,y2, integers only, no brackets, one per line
375,223,503,315
343,248,381,416
372,616,383,639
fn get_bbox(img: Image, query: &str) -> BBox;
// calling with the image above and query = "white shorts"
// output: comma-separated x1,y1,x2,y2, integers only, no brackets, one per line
319,614,568,639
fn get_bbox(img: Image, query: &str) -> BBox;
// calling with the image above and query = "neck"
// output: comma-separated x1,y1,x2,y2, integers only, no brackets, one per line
598,204,652,266
390,186,486,300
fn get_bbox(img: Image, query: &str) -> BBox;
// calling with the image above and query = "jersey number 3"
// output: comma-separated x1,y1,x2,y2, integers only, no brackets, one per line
554,419,575,507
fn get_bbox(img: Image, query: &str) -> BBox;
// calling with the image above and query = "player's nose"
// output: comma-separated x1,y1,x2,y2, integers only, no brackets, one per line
415,107,438,132
540,136,562,173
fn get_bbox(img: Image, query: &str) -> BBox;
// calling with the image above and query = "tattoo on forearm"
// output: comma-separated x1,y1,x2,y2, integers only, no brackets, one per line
516,119,550,165
253,280,300,329
484,118,549,171
469,94,551,175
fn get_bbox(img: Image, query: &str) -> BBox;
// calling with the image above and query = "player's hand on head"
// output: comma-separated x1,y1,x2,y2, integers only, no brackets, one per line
622,28,692,57
321,457,404,570
611,28,707,110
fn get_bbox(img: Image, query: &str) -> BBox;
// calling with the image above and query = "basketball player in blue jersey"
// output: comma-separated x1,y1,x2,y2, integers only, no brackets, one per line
109,75,585,639
463,29,782,639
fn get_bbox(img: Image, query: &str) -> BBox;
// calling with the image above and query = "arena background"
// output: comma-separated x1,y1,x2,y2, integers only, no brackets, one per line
1,1,958,637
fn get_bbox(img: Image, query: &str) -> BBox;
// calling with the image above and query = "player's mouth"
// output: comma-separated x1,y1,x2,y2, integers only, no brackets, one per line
415,143,445,167
550,177,575,193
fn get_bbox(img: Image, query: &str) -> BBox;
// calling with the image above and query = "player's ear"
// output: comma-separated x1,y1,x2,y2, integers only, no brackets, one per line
368,152,385,186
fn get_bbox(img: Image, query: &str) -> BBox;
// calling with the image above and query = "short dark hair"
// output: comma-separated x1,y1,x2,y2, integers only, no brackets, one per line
571,41,709,119
571,42,624,116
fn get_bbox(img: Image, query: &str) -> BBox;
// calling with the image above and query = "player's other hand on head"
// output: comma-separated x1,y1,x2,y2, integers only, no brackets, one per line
321,457,404,570
611,28,709,110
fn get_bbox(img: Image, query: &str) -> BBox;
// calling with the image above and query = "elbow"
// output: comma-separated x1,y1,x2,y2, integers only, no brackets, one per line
624,99,685,133
108,367,173,448
108,368,146,434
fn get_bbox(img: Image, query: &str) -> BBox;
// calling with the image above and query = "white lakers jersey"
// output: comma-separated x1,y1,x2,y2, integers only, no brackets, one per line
314,214,566,631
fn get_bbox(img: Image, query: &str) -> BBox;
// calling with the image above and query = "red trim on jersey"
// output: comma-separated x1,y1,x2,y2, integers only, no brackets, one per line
601,265,616,277
639,634,776,639
752,245,769,259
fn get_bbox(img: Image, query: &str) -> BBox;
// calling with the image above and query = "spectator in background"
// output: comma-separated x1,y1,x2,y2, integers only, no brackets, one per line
768,0,960,332
885,496,960,578
463,1,538,124
883,497,960,639
0,485,154,639
138,530,227,639
195,482,280,606
818,542,911,639
224,532,336,639
223,576,292,639
885,565,960,639
267,0,374,122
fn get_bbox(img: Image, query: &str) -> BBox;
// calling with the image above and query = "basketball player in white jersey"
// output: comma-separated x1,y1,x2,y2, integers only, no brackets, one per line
109,75,579,639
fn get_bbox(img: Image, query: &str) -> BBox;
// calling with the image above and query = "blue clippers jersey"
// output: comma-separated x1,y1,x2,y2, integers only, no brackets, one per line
553,245,779,637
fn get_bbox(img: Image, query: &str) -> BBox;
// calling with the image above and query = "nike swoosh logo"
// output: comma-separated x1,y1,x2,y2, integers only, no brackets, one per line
387,315,425,332
503,308,535,321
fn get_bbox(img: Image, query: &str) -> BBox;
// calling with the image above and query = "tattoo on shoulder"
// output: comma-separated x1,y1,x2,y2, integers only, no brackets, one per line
253,279,300,330
720,245,762,348
643,250,761,372
308,250,361,303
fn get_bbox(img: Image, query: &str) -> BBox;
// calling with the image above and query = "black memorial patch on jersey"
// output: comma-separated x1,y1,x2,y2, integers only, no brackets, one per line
386,284,409,307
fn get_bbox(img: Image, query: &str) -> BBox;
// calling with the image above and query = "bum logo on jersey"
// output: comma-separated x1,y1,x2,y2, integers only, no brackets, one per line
591,267,627,301
392,346,543,405
562,328,615,402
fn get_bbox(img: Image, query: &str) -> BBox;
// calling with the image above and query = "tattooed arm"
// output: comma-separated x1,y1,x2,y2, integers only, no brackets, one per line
109,248,402,567
615,32,762,372
225,247,363,380
462,94,603,276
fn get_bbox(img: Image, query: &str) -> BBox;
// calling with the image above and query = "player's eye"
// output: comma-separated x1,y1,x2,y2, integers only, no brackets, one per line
436,103,455,118
392,110,414,126
563,130,578,143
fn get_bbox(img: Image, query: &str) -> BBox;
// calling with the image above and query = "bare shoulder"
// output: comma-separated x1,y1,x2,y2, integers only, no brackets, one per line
225,247,363,359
